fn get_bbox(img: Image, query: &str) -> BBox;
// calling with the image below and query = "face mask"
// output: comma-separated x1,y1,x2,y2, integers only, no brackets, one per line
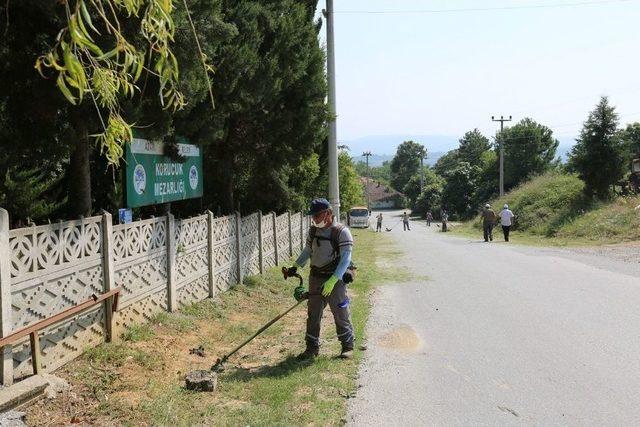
312,212,328,228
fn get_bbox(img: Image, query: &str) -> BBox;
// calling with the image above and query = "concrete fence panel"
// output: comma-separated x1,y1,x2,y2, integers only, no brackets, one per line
174,214,210,308
0,209,303,384
241,213,260,278
112,216,169,333
262,213,276,268
275,213,290,265
210,214,238,292
8,216,106,378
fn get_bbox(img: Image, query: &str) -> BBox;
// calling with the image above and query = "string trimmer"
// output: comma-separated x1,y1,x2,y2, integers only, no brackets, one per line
210,268,307,373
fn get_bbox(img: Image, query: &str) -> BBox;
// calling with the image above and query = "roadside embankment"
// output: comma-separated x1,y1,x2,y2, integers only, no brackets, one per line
453,172,640,246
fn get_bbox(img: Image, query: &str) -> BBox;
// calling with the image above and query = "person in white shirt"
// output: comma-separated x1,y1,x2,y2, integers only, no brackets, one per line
498,204,515,242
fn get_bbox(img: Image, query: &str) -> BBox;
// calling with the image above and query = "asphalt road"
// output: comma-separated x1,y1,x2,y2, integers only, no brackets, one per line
348,210,640,426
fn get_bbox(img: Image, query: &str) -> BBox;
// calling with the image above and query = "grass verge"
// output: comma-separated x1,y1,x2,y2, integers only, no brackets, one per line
26,228,398,426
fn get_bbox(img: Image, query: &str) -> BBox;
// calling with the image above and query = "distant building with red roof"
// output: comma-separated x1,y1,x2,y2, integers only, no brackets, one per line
361,177,405,209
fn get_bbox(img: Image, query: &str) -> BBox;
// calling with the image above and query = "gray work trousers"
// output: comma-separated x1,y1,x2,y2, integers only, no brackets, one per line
305,274,355,350
483,223,494,241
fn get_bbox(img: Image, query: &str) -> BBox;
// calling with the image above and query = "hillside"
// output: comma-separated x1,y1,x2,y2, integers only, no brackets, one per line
458,172,640,245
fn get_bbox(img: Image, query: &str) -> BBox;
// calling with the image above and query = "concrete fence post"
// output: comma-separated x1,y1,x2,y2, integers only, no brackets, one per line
288,211,293,258
0,208,13,385
258,213,264,274
236,212,243,285
299,211,304,252
101,212,117,342
206,211,216,298
272,212,279,266
166,213,177,312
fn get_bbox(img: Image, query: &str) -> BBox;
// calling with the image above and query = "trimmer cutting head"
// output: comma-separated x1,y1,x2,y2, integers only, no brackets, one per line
211,357,226,373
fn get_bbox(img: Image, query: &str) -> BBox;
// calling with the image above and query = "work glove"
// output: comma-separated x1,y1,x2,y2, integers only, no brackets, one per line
293,285,308,302
321,275,339,297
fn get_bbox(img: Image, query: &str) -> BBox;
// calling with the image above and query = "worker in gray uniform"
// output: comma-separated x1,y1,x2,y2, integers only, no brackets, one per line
285,198,355,360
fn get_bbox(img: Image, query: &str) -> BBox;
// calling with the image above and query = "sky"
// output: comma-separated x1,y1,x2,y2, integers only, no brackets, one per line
316,0,640,152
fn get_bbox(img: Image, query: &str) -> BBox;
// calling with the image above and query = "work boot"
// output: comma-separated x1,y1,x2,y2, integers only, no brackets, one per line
296,347,319,360
339,345,354,359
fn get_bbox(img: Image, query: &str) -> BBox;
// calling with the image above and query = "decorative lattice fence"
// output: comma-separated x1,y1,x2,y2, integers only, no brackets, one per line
0,209,309,385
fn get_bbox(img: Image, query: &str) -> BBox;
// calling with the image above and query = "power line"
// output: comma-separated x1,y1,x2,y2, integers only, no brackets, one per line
335,0,635,14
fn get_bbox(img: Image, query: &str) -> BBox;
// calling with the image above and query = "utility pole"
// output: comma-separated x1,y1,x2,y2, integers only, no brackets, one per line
362,151,372,209
492,115,512,197
324,0,340,221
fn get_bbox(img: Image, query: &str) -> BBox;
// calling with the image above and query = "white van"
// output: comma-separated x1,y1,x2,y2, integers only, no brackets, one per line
348,206,370,228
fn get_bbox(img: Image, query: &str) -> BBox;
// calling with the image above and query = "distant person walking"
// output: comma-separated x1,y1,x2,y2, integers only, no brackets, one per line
402,212,411,231
480,204,497,242
441,210,449,232
426,211,433,227
499,204,515,242
376,213,383,232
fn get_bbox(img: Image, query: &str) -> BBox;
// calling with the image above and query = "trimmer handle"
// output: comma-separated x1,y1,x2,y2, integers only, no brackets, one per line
281,267,304,287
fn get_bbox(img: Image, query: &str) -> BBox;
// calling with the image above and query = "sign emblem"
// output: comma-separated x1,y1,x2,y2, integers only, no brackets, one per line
133,164,146,195
189,165,199,190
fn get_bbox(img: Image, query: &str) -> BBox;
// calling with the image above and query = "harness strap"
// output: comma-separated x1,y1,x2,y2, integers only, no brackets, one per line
309,224,345,274
309,224,344,257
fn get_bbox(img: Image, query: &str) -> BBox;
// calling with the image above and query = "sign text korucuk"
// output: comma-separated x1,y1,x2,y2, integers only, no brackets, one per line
125,138,203,208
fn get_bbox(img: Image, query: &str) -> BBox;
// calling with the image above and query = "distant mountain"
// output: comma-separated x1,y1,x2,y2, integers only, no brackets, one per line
342,134,459,156
427,152,446,166
351,154,393,167
352,151,446,167
556,136,576,162
347,134,577,165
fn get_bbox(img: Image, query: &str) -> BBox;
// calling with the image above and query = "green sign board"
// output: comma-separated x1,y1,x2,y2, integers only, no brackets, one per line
125,138,203,208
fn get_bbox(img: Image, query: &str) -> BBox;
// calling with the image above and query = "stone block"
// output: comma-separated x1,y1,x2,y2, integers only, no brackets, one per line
184,370,217,392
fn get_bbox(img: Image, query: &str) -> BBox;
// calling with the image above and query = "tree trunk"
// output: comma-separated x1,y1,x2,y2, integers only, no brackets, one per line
69,120,92,218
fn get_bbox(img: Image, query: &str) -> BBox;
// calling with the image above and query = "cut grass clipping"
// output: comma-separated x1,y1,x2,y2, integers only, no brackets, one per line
26,228,397,426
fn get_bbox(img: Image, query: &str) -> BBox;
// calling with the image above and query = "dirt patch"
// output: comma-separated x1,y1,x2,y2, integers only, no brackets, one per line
376,324,422,352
